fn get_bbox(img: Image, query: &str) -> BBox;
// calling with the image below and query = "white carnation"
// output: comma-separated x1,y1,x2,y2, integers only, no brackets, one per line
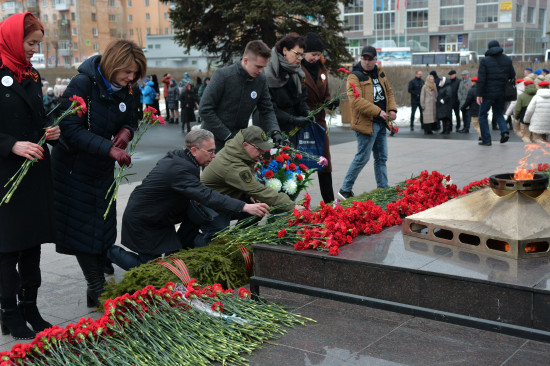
283,179,298,195
266,178,282,192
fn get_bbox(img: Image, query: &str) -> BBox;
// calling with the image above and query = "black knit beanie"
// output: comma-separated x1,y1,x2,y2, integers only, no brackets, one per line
305,32,323,53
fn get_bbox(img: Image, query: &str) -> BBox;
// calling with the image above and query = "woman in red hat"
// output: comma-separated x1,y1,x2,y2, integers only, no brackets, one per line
0,12,59,340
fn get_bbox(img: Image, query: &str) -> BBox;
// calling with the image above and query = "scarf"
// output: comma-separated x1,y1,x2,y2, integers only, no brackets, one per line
0,13,33,83
302,59,320,83
265,46,305,95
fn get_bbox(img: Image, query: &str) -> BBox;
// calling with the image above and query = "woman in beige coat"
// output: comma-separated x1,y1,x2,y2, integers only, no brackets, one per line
420,74,438,134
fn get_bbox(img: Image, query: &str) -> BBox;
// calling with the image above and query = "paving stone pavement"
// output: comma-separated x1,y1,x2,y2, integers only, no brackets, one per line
2,124,550,365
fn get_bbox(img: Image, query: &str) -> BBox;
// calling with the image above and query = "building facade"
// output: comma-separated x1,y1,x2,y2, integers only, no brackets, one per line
343,0,549,61
0,0,174,68
144,35,217,72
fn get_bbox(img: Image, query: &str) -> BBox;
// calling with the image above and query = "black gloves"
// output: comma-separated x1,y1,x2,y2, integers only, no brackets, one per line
291,115,312,128
326,99,340,110
271,131,283,146
109,146,131,167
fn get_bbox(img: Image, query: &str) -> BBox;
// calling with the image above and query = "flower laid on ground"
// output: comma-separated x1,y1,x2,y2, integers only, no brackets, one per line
104,106,164,219
217,165,550,258
1,95,87,205
289,67,351,137
1,281,312,365
254,145,316,201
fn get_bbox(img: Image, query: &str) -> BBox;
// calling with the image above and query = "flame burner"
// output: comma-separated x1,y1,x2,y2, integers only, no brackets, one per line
403,173,550,259
490,173,549,198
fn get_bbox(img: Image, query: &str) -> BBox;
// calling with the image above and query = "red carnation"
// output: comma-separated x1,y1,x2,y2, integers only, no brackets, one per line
289,163,296,171
278,229,287,238
299,164,309,171
275,156,284,163
265,170,274,179
295,153,302,159
329,246,339,256
297,174,304,181
337,67,351,75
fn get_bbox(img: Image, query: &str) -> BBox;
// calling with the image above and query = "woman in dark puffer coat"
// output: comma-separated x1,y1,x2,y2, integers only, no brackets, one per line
51,40,146,307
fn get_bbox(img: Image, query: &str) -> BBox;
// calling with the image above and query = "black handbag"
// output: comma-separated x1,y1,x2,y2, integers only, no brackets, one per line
495,58,517,102
504,79,517,102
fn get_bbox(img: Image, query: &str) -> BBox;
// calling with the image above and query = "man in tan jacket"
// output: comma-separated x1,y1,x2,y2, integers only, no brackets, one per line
338,46,397,199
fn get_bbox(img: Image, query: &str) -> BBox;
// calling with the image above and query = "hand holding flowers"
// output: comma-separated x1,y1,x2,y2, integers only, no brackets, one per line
289,67,351,137
103,106,164,219
1,95,87,205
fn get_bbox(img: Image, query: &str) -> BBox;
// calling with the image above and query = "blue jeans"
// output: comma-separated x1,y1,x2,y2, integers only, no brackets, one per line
341,123,389,192
478,98,508,143
108,245,159,271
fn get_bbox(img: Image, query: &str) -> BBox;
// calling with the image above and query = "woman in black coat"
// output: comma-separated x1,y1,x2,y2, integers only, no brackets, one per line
180,83,198,133
436,77,453,134
255,33,312,137
0,13,60,340
51,40,146,308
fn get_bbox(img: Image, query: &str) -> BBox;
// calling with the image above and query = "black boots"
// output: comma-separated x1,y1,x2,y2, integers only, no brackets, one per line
441,119,452,135
76,253,106,308
18,287,52,333
1,297,35,340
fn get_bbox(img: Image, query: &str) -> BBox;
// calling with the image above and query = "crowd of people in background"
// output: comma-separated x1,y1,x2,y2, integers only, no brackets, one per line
409,40,550,144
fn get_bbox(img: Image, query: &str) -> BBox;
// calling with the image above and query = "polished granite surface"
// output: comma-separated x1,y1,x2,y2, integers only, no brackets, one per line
258,225,550,292
245,288,550,366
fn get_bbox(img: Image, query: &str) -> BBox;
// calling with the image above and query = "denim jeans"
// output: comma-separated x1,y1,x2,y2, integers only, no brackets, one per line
108,245,159,271
478,98,508,143
341,123,388,192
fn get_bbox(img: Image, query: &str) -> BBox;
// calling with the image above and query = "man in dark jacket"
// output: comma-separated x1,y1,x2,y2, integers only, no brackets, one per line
448,70,461,131
476,40,515,146
408,70,424,131
200,40,283,151
107,129,270,270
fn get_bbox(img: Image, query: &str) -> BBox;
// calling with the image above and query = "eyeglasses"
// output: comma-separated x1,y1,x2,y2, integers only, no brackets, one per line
290,49,305,59
249,143,265,154
198,147,216,156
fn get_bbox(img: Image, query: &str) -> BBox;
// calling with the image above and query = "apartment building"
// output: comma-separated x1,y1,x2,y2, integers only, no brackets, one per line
343,0,549,61
0,0,173,67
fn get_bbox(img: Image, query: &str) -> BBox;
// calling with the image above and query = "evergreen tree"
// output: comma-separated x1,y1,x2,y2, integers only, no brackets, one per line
163,0,353,71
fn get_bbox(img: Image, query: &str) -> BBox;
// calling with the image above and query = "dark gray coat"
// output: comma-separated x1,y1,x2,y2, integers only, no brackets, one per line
0,65,56,253
199,61,279,144
121,149,245,255
51,55,138,255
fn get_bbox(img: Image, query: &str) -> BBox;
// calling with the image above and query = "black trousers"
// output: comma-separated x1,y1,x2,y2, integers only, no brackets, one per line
0,247,41,298
410,101,424,128
452,104,461,129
